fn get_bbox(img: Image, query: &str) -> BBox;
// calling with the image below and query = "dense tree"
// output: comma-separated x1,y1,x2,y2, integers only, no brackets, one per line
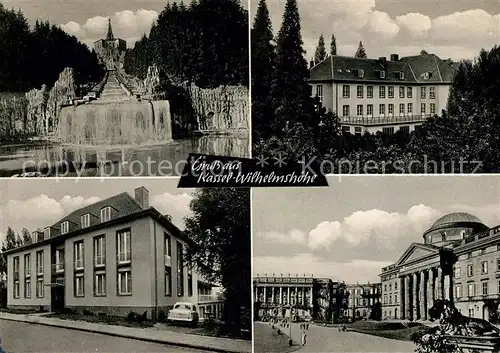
420,49,429,55
314,34,327,64
330,34,337,56
184,188,251,336
124,0,248,88
251,0,276,141
0,227,18,275
21,228,32,245
0,4,103,92
355,41,367,58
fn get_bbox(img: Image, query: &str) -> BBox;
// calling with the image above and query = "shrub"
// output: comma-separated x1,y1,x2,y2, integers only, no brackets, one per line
411,327,458,353
82,309,93,316
127,312,139,322
137,311,148,323
158,311,166,322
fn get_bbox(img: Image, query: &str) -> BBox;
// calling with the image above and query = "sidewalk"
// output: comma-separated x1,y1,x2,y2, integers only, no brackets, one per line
0,312,251,353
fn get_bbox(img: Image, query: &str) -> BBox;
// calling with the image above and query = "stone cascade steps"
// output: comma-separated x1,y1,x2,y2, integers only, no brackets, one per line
99,71,132,101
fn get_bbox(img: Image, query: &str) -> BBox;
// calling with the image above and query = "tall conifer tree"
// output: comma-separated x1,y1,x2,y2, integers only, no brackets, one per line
330,34,337,56
314,34,326,64
355,41,367,58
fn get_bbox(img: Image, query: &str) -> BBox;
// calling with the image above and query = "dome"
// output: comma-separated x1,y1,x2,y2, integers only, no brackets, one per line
430,212,483,229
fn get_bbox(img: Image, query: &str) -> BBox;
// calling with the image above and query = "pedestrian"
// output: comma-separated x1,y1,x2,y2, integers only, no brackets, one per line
301,331,307,346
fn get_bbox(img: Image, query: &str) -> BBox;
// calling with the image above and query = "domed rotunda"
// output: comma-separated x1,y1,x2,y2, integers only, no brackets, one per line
422,212,488,247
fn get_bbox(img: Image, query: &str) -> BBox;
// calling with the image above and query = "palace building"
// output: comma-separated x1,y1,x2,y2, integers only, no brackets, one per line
253,275,348,322
346,282,382,319
6,187,221,320
380,212,500,321
309,53,455,134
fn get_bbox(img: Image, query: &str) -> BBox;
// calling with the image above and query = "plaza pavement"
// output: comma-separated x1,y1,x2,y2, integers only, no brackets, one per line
258,321,415,353
0,312,251,353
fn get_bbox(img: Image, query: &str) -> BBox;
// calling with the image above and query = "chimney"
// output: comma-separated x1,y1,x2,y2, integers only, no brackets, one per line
378,57,387,67
390,53,399,61
134,186,149,208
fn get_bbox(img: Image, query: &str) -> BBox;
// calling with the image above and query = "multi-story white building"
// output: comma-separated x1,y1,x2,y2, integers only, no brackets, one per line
5,186,221,320
309,53,455,134
346,282,381,319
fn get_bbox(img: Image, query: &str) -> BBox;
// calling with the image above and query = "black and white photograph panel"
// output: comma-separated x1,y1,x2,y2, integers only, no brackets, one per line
0,179,251,353
0,0,249,177
252,176,500,352
252,0,500,173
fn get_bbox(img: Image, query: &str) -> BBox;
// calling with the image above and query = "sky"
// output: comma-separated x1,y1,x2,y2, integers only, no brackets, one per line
251,0,500,61
0,178,195,243
253,176,500,284
2,0,247,48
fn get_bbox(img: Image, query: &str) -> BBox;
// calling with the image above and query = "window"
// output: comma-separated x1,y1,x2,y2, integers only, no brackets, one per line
354,127,362,136
74,241,84,269
482,261,488,274
36,251,43,275
24,254,30,277
399,126,410,134
94,272,106,296
429,87,435,99
380,71,386,79
357,85,363,98
394,294,398,303
118,269,131,295
389,284,392,291
497,258,500,271
342,85,350,98
315,85,323,103
399,72,405,80
379,104,385,116
455,267,461,279
81,214,90,228
407,87,412,98
35,278,44,298
399,103,405,116
100,207,111,223
342,105,350,117
358,69,364,78
407,103,413,115
74,273,84,297
482,281,488,295
24,278,31,298
388,104,394,115
455,285,461,298
498,280,500,294
421,103,426,114
61,221,69,235
165,267,172,296
430,103,436,114
367,104,373,116
420,87,426,99
389,295,392,304
94,236,106,266
382,127,395,135
379,86,386,98
342,126,350,134
55,249,64,272
13,280,20,298
367,86,373,98
188,266,193,297
394,282,398,290
468,264,473,277
399,86,405,98
13,256,19,274
469,308,474,318
177,241,185,297
388,86,394,98
117,230,131,263
468,283,475,297
356,105,363,116
44,227,50,239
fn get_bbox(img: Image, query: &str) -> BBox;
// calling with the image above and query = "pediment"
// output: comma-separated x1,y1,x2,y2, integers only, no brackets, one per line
395,243,439,267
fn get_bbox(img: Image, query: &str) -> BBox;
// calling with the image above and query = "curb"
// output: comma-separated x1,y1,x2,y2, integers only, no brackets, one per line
0,316,250,353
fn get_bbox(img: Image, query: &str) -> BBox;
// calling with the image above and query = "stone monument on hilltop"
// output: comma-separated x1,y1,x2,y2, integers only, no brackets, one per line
94,19,126,70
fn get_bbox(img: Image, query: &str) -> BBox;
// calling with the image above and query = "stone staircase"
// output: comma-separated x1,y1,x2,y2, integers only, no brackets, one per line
99,71,131,101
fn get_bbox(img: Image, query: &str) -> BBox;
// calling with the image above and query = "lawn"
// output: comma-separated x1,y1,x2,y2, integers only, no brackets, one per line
253,322,301,353
155,321,252,340
46,312,154,329
347,320,425,341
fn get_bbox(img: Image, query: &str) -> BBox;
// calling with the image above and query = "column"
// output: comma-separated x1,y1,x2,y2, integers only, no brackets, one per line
437,267,443,300
309,287,313,307
427,268,434,309
271,287,275,304
254,286,258,302
287,287,290,305
399,277,405,320
420,271,426,320
302,287,305,305
264,287,267,304
279,287,283,305
412,273,418,320
404,276,410,319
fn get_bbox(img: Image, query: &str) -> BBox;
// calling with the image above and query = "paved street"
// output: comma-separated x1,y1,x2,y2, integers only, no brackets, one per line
259,322,415,353
0,320,211,353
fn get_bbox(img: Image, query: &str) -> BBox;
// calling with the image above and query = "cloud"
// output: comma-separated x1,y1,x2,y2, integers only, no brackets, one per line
151,192,193,229
261,0,500,61
254,253,391,283
256,229,307,245
60,9,158,47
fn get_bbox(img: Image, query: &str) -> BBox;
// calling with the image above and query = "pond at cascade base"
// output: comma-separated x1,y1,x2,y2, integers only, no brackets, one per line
0,134,249,177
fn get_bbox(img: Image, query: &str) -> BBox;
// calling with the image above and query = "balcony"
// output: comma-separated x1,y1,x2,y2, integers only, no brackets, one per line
165,255,172,267
198,294,221,303
51,263,64,274
340,114,430,126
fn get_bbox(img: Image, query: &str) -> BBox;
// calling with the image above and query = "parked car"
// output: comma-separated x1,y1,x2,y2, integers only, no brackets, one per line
168,302,199,326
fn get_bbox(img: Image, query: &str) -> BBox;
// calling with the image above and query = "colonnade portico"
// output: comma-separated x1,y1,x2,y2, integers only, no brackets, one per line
399,266,452,320
254,285,314,307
